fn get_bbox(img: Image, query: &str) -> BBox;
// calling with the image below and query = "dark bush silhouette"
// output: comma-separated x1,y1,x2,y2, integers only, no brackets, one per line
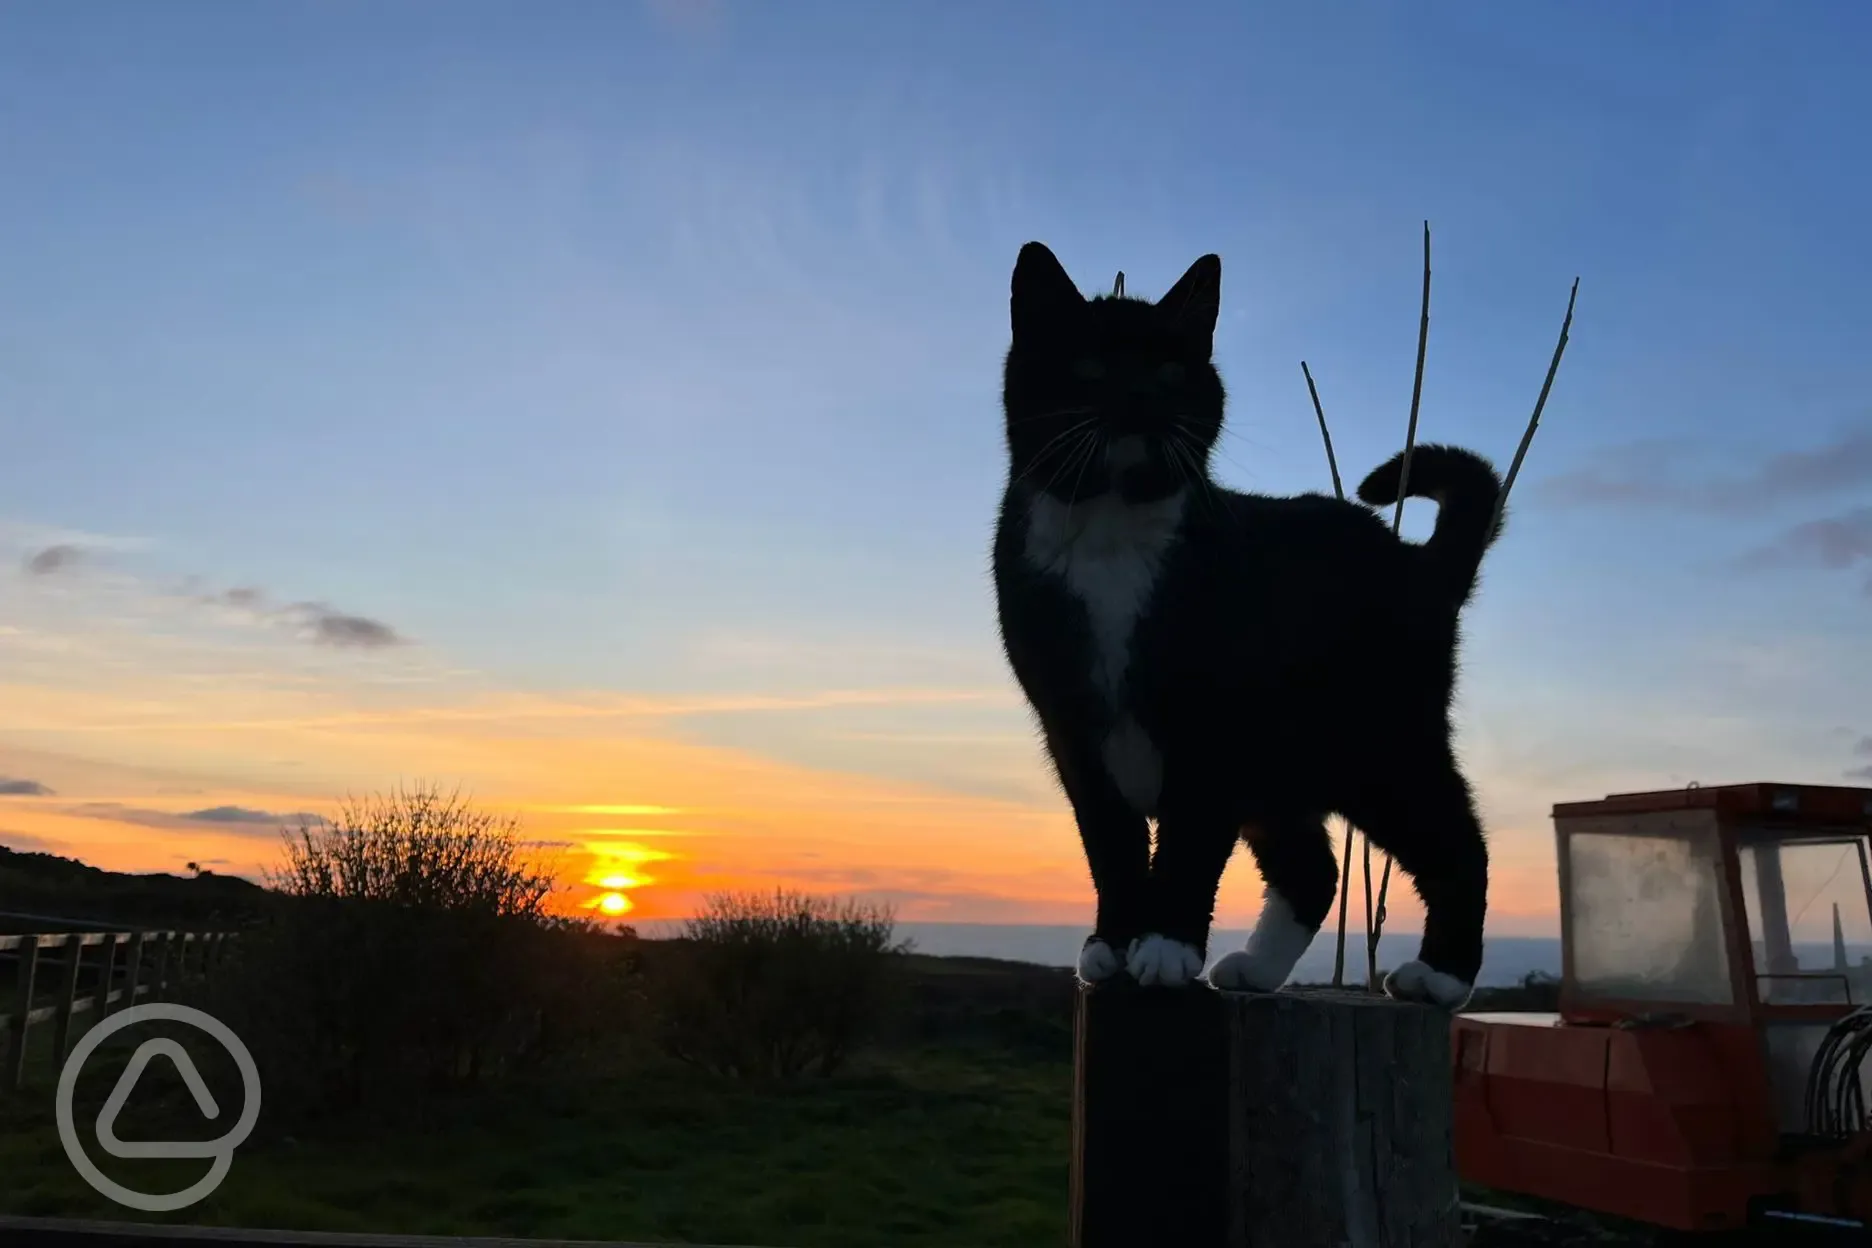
651,888,909,1080
206,785,638,1124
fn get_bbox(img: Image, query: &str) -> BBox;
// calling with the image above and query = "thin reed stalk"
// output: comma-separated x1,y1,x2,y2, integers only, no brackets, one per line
1303,359,1357,989
1366,221,1433,988
1299,227,1576,994
1489,278,1579,539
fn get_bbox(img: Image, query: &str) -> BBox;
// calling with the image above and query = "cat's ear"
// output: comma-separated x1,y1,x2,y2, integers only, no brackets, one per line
1157,253,1221,348
1011,241,1084,335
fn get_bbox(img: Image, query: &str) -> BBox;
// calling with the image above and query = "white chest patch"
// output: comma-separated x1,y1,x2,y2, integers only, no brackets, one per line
1023,488,1186,817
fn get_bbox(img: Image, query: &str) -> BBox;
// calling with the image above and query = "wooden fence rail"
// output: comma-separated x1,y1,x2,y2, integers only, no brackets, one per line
0,929,235,1090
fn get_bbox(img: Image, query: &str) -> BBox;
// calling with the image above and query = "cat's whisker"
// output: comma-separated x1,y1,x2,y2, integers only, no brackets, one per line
1170,439,1226,528
1010,419,1100,491
1008,405,1096,427
1176,421,1253,484
1027,429,1101,517
1060,432,1105,532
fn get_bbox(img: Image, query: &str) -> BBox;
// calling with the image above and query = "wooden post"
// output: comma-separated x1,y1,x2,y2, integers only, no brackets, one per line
1225,988,1460,1245
152,930,174,999
1071,982,1229,1247
122,932,146,1011
1071,983,1460,1248
7,937,42,1090
53,933,86,1066
94,935,120,1021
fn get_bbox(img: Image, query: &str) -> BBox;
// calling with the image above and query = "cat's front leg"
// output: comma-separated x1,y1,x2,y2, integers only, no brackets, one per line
1053,745,1152,984
1130,806,1240,988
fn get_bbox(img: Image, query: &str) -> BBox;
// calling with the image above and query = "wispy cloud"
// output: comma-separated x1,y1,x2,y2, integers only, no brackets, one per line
181,804,322,825
5,685,1014,736
11,537,413,660
23,544,82,576
192,584,409,650
289,602,407,649
63,802,318,832
1849,735,1872,782
0,777,54,796
1736,507,1872,590
641,0,723,38
1540,427,1872,513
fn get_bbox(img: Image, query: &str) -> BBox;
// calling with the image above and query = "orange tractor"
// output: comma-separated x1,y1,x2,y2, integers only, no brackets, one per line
1453,782,1872,1235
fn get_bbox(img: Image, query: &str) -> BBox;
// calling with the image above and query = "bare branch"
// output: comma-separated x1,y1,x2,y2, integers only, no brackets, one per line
1302,361,1347,501
1369,221,1434,982
1488,277,1580,538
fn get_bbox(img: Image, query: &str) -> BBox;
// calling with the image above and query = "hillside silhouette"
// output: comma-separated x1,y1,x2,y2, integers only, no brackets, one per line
0,842,275,933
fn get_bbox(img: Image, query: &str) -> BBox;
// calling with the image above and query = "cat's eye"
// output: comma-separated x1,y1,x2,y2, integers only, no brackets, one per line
1072,358,1106,381
1157,362,1186,385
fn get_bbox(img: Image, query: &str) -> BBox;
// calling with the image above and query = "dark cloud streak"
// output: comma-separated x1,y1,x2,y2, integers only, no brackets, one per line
1737,508,1872,587
290,603,407,649
1540,427,1872,514
65,802,321,831
182,805,320,824
23,544,82,575
0,777,54,796
194,581,410,650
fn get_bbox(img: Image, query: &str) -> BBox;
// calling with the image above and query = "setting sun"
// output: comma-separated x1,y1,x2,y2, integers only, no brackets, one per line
597,891,632,916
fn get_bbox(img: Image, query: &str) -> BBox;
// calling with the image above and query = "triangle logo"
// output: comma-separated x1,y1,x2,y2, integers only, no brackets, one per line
94,1037,225,1160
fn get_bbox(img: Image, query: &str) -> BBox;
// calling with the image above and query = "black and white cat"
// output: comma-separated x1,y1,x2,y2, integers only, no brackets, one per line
991,241,1503,1010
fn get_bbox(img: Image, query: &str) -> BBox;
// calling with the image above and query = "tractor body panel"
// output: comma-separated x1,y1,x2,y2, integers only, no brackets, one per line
1453,782,1872,1233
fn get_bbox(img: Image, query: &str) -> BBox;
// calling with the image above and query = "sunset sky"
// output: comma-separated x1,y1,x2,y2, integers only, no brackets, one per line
3,1,1871,939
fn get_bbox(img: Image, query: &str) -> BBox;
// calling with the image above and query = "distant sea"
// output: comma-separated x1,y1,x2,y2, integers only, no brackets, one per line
634,919,1564,988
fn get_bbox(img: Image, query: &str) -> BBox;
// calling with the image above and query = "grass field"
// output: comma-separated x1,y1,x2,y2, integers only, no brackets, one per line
0,991,1073,1248
0,1041,1072,1247
0,936,1580,1248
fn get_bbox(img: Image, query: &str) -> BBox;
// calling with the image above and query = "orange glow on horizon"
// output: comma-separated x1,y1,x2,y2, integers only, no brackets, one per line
0,664,1565,930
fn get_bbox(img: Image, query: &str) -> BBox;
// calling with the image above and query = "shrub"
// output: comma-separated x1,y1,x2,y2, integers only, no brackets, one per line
271,785,556,917
206,785,636,1124
651,888,909,1080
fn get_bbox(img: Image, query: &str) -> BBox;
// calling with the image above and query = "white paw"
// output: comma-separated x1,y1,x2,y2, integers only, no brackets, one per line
1125,933,1204,988
1207,949,1290,993
1077,938,1123,983
1383,959,1474,1011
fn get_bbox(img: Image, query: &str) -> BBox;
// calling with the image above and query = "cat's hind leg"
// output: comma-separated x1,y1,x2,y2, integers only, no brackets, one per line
1209,814,1338,992
1345,752,1488,1011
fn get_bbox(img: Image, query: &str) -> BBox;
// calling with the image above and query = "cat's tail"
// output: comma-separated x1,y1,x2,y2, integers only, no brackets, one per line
1356,443,1505,606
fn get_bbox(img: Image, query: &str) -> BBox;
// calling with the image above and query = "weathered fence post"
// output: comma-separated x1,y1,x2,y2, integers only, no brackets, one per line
122,931,147,1010
6,937,42,1090
94,934,120,1021
152,930,174,999
1071,982,1461,1248
53,933,85,1065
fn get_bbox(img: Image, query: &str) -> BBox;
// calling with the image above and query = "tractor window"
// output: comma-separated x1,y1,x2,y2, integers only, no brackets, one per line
1565,829,1734,1004
1738,836,1872,1005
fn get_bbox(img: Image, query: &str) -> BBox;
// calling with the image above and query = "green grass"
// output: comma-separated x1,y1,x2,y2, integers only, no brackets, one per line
0,1030,1071,1248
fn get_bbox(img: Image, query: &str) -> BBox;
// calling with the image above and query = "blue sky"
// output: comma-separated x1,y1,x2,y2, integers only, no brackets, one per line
3,0,1871,930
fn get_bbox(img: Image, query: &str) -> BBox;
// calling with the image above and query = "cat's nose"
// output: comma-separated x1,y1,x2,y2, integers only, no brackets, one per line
1105,436,1149,473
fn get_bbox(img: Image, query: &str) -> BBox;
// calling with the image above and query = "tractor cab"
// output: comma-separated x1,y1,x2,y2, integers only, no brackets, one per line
1452,782,1872,1233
